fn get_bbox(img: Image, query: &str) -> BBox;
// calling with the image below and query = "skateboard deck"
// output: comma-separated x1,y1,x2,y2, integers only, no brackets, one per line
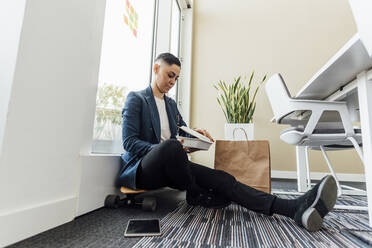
120,187,146,194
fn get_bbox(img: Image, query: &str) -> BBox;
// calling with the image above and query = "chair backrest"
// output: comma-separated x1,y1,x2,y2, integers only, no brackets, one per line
265,73,293,122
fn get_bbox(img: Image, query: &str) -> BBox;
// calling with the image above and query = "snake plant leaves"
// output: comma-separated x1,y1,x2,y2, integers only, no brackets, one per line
214,71,266,123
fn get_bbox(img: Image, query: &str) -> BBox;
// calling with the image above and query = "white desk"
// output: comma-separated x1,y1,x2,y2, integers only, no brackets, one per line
294,33,372,226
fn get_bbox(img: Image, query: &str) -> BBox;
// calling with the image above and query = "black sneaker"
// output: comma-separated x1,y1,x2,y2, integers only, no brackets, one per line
186,188,231,209
294,175,338,232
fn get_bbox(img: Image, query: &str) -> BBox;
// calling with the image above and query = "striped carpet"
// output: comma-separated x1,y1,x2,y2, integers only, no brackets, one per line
133,195,372,248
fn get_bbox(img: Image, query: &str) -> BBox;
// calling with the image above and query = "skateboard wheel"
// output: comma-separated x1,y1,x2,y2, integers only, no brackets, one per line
142,197,157,211
105,195,119,209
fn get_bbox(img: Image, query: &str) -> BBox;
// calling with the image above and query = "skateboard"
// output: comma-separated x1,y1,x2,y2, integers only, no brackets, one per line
104,187,157,211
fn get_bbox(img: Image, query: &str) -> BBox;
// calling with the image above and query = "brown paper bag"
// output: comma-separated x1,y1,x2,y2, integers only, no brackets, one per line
214,139,271,193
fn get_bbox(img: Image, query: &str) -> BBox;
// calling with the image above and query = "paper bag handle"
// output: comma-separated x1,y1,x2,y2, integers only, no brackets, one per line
232,128,249,141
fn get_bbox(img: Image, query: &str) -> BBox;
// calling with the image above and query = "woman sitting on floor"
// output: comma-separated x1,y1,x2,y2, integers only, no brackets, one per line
116,52,338,232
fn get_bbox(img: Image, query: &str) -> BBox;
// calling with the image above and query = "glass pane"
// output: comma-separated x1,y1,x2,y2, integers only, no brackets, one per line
167,0,181,100
92,0,155,154
170,0,181,57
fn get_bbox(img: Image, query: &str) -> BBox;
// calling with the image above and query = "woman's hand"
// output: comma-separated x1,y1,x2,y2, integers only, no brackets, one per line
177,138,200,153
193,128,215,142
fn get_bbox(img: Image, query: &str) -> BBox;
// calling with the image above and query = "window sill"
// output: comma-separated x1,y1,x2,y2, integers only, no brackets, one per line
80,152,122,157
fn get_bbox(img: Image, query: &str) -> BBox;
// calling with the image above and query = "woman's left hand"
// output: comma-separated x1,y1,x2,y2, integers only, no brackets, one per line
193,128,215,142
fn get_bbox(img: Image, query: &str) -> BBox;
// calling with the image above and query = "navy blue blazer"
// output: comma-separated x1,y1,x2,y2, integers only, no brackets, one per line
116,86,190,189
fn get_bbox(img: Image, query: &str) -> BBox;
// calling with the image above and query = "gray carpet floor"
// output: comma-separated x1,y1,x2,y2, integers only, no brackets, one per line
134,197,371,248
8,179,367,248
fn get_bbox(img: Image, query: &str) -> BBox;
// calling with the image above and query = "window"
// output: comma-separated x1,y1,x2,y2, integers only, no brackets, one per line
167,0,181,100
170,0,181,57
92,0,191,154
92,0,156,154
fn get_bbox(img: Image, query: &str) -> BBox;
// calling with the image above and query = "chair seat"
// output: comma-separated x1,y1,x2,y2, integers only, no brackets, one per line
280,127,362,150
266,73,365,197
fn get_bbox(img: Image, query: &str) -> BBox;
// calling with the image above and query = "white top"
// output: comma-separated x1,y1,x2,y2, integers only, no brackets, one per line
296,33,372,100
154,96,171,142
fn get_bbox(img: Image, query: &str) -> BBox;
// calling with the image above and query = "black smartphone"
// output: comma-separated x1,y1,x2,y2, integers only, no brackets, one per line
124,219,161,237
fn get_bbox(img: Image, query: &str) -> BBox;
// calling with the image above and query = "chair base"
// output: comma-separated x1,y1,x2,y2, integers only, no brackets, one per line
303,142,365,197
334,204,368,211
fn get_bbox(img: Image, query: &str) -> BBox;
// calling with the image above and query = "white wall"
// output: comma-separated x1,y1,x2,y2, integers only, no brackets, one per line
190,0,362,174
0,0,111,246
0,0,27,158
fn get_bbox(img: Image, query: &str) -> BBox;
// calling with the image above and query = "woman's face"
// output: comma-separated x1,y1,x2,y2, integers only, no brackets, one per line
154,63,180,93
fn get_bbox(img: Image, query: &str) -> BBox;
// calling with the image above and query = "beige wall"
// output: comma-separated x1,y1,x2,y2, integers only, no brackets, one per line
189,0,364,174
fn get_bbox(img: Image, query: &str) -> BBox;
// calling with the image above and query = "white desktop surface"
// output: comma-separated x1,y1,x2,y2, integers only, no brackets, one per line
296,34,372,100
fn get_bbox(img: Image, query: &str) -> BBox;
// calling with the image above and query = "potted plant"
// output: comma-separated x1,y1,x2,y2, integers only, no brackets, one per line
92,83,128,153
214,72,266,140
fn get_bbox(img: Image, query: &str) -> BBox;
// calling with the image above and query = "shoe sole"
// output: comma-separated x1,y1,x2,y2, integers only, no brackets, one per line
301,175,338,232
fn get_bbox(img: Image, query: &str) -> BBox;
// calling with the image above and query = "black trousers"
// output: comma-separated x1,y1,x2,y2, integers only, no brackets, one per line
136,139,276,215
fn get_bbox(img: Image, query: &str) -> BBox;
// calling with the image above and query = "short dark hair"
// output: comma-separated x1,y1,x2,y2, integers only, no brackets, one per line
154,53,181,67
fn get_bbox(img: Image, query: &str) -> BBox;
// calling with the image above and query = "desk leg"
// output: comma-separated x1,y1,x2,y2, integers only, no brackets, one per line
357,71,372,227
296,146,308,192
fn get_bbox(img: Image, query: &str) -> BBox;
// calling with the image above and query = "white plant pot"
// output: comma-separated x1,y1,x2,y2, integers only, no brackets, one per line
224,123,254,141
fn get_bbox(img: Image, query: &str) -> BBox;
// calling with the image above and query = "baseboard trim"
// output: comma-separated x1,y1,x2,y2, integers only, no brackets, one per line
77,155,121,216
271,170,365,182
0,196,77,247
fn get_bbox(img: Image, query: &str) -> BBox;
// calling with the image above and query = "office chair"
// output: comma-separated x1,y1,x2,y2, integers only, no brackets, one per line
265,73,365,197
